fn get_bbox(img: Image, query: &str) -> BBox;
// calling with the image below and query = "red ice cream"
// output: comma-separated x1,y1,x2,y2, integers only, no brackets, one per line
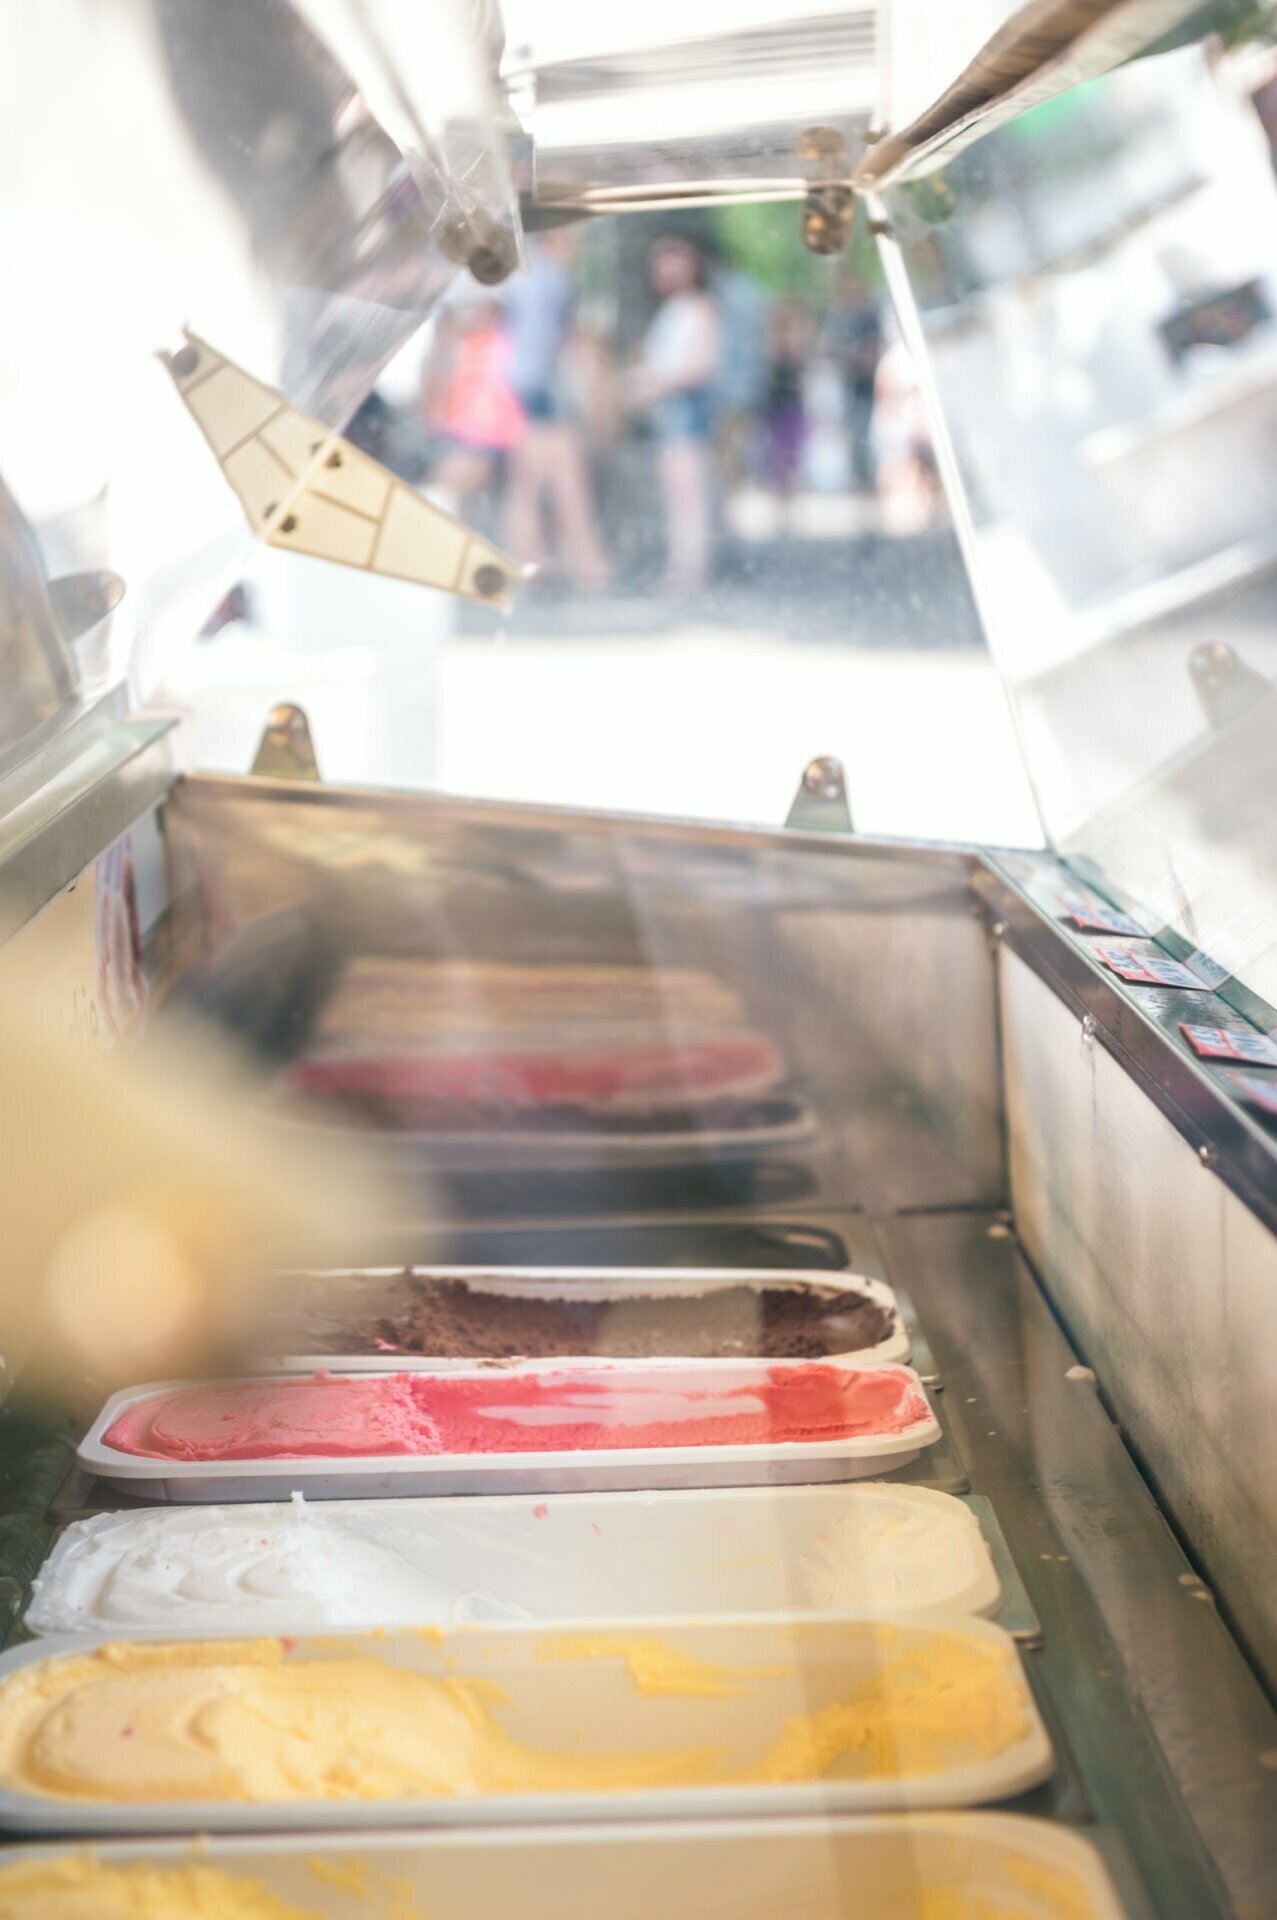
102,1364,932,1462
289,1035,783,1114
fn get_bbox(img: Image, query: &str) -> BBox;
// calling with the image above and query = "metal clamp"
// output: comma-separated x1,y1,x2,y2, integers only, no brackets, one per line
785,754,853,831
797,127,855,255
250,704,321,782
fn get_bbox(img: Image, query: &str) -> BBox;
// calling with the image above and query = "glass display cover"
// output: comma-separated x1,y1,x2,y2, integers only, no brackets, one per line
884,19,1277,1006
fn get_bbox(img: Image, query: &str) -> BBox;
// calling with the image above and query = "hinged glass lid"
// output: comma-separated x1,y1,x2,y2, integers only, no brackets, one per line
872,0,1277,1008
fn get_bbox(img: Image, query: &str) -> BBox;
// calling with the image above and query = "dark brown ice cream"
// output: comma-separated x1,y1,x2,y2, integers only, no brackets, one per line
322,1277,896,1361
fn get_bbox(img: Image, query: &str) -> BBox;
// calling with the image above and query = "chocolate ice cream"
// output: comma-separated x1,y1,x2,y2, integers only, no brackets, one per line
320,1277,896,1362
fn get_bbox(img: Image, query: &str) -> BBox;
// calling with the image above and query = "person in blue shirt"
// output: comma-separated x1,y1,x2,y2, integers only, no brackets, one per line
504,231,611,590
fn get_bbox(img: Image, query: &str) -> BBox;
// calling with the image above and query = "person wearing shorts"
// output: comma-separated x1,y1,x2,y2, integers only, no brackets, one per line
633,237,720,596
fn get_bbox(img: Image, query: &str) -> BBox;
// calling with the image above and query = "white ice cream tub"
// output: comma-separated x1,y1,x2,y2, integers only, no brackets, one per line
273,1265,911,1372
0,1814,1138,1917
0,1614,1054,1833
25,1482,1001,1637
76,1361,943,1503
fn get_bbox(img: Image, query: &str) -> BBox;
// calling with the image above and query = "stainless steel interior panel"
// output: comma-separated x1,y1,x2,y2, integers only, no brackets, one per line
999,942,1277,1696
161,777,1004,1213
877,1207,1277,1920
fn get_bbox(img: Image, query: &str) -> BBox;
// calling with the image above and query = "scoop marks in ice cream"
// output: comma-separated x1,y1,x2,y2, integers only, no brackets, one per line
26,1499,528,1636
101,1364,932,1462
0,1627,1031,1806
0,1854,319,1918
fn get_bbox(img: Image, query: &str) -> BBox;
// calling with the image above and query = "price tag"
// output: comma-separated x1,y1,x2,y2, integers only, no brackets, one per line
1093,946,1209,990
1224,1069,1277,1116
1058,894,1146,938
1181,1023,1277,1066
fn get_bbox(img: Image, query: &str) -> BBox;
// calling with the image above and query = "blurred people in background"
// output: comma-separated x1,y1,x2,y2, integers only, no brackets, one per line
504,231,610,590
631,236,721,597
710,251,770,490
422,297,523,513
827,272,883,494
873,337,942,535
571,300,624,457
762,301,812,505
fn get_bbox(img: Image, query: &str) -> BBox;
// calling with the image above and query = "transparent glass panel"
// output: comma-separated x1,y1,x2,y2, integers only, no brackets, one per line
204,201,1042,844
0,0,511,775
884,33,1277,1003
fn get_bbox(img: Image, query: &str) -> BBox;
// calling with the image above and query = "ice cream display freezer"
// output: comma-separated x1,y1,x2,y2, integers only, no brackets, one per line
2,3,1277,1919
0,767,1272,1916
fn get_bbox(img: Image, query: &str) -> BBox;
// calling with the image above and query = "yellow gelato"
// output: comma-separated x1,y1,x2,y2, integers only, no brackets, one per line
0,1640,716,1804
0,1853,320,1918
0,1628,1031,1807
915,1858,1094,1919
534,1635,769,1696
0,1850,1102,1920
759,1629,1030,1783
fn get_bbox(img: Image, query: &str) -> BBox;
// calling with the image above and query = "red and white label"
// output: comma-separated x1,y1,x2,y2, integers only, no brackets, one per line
1181,1024,1277,1066
1093,947,1209,990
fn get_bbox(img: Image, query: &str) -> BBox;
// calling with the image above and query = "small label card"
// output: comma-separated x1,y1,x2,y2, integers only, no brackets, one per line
1181,1024,1277,1067
1092,947,1210,990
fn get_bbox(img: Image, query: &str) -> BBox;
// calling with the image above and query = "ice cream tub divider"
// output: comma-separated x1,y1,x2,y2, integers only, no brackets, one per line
269,1265,911,1372
75,1361,943,1504
0,1812,1141,1918
0,1613,1054,1833
23,1481,1004,1638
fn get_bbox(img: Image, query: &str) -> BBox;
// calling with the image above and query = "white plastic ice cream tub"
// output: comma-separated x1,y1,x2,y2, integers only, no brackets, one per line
77,1361,943,1502
276,1265,911,1371
0,1614,1054,1833
25,1482,1001,1637
0,1814,1137,1918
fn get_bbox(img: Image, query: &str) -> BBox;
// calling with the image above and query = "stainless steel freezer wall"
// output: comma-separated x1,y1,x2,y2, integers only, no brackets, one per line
161,778,1005,1213
1000,944,1277,1694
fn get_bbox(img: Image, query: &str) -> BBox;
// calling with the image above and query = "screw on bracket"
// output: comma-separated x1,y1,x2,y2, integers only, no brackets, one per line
803,755,845,800
472,563,508,600
797,127,854,256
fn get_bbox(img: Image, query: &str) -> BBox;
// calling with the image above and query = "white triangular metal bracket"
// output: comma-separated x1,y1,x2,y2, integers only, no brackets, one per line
161,332,521,608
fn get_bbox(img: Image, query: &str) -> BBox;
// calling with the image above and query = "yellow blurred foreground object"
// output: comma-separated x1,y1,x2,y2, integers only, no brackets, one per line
0,956,380,1398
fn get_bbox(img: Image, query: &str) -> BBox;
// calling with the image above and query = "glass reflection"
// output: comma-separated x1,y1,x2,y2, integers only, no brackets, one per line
885,37,1277,1000
203,199,1036,842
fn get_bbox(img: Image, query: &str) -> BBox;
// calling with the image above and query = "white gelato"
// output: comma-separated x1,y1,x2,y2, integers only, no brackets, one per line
27,1484,999,1637
27,1494,529,1636
799,1486,996,1613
